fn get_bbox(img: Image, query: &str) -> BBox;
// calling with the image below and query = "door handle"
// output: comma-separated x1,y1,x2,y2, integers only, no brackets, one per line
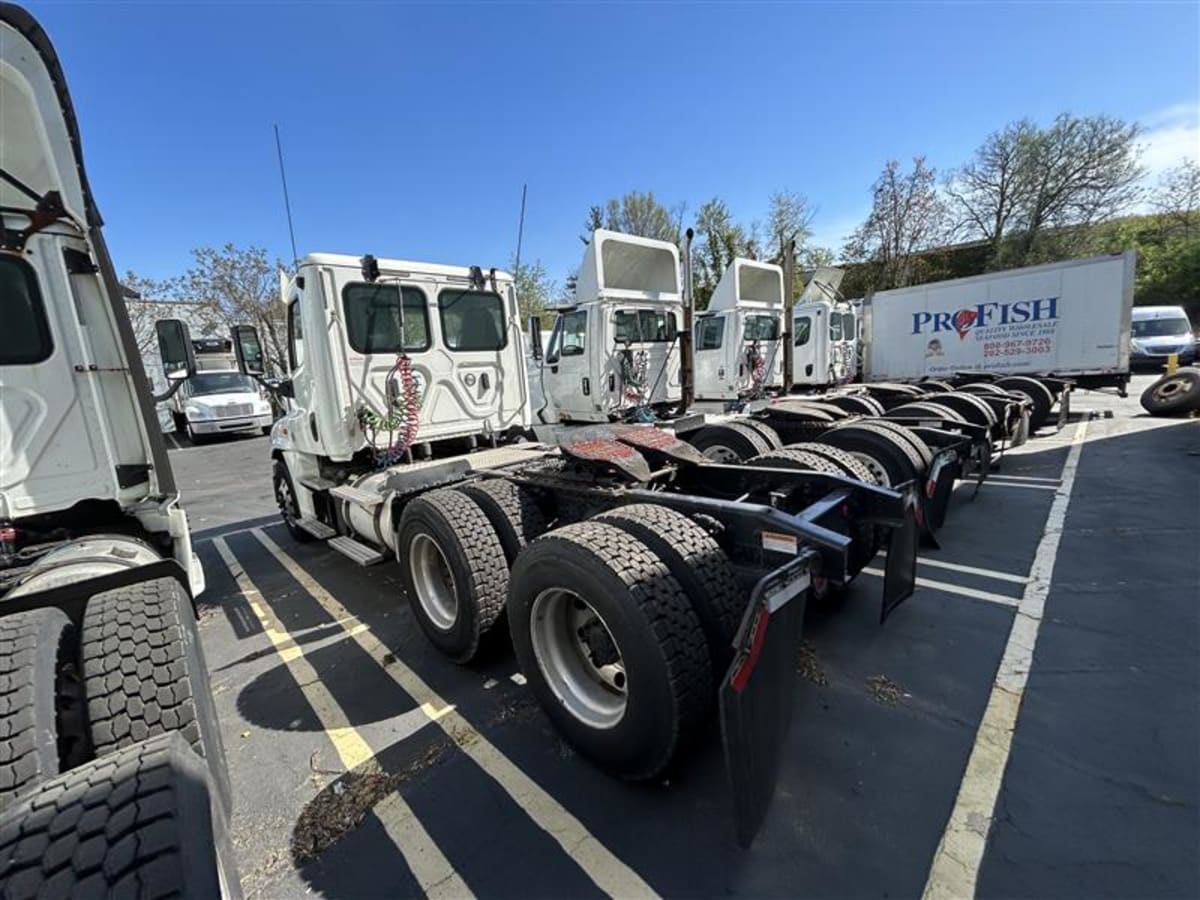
480,373,490,391
582,377,591,396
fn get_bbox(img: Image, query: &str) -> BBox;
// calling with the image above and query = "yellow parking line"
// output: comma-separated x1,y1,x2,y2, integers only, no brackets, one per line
251,527,659,900
212,537,472,900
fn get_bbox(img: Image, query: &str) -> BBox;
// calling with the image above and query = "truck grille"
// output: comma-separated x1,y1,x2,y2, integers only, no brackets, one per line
218,403,254,417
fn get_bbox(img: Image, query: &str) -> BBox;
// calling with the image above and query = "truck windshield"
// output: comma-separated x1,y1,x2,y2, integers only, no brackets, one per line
1132,317,1190,337
743,315,779,341
614,309,677,343
188,373,257,396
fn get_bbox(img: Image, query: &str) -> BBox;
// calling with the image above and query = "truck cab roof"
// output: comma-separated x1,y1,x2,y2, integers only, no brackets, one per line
298,253,513,286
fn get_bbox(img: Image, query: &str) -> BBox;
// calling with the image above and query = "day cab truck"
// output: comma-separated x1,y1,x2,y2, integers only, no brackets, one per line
693,258,786,403
227,243,928,844
0,4,238,896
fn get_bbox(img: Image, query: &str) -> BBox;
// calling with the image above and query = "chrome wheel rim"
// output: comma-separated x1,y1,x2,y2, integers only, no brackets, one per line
530,588,626,729
409,533,458,630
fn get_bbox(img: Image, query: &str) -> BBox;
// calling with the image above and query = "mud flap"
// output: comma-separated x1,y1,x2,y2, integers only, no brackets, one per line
881,490,920,623
719,551,812,848
923,448,960,532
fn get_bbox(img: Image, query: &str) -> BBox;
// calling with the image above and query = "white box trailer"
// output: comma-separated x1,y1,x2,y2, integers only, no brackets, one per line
861,252,1135,391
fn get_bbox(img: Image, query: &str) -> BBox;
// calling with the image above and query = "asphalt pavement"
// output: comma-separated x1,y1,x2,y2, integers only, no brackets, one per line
173,375,1199,899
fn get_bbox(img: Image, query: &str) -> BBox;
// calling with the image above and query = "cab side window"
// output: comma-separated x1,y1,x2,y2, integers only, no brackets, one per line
287,298,304,370
696,317,725,351
546,310,586,364
795,316,812,347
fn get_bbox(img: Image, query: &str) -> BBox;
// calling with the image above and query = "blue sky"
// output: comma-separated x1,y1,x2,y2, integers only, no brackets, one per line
27,1,1200,290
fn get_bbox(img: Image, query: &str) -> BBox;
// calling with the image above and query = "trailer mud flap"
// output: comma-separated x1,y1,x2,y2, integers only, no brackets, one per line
719,552,811,848
881,491,920,622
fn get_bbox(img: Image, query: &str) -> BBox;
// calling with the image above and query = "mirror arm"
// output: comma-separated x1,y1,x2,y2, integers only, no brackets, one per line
249,373,294,399
150,378,187,404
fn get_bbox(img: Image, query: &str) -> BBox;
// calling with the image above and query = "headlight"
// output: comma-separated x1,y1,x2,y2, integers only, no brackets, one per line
255,400,272,415
185,404,210,419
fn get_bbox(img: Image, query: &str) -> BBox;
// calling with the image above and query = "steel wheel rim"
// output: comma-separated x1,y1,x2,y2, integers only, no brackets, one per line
409,533,458,630
702,443,742,463
530,588,627,729
850,451,890,486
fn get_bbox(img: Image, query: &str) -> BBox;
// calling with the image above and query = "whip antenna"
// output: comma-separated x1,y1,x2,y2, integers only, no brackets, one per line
274,124,299,267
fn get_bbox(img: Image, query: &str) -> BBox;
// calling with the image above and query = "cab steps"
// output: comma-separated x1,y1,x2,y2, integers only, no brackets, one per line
327,535,385,566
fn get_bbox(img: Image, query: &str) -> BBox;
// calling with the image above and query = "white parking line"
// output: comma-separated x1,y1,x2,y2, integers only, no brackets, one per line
922,419,1088,900
973,480,1059,492
987,474,1061,484
167,433,181,451
251,528,659,900
861,569,1019,608
211,537,471,899
880,554,1028,585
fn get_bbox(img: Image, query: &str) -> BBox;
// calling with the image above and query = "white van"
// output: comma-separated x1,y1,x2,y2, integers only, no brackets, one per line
1130,305,1195,368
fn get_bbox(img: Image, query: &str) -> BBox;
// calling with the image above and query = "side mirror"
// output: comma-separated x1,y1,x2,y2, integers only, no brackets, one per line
232,324,265,375
528,316,543,361
155,319,195,379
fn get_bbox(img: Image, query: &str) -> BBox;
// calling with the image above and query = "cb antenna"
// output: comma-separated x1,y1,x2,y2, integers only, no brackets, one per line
513,183,528,276
274,124,299,268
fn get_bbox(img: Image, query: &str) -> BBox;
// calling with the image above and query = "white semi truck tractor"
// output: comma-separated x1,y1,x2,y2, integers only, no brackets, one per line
231,242,931,845
0,5,238,896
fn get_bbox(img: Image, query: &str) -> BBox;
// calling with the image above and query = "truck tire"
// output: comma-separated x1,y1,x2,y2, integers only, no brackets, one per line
859,419,935,469
1140,370,1200,416
508,522,710,780
80,577,232,817
0,609,85,811
273,459,314,543
0,732,241,900
397,489,508,663
781,442,882,484
824,394,886,417
736,419,784,450
818,422,923,486
918,393,997,431
917,379,956,393
957,382,1009,396
995,376,1055,429
747,448,844,476
886,401,970,425
686,422,771,462
458,479,549,566
594,504,742,679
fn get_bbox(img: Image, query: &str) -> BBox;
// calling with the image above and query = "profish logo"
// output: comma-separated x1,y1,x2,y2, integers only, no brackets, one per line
912,297,1058,338
951,309,977,340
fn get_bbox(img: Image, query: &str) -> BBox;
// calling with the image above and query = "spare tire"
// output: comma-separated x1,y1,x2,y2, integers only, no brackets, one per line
1140,370,1200,416
995,376,1055,429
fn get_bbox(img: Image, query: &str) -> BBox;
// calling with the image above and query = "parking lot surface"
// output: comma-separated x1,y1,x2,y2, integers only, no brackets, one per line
174,375,1199,899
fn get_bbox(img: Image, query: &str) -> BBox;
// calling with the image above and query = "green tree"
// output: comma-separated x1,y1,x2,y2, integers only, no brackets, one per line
600,191,683,243
844,156,948,290
181,244,288,375
510,257,558,327
692,197,754,309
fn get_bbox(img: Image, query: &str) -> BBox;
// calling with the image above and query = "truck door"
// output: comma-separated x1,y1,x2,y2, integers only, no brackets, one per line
543,309,597,422
694,313,730,399
608,307,680,412
791,309,816,384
